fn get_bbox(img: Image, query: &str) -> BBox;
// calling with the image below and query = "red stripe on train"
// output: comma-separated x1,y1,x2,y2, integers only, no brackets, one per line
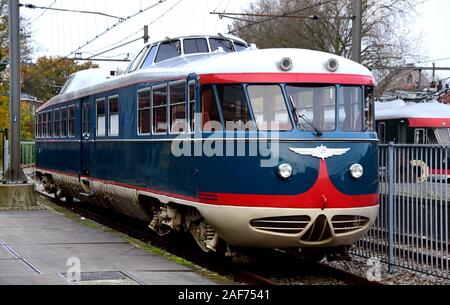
198,73,375,86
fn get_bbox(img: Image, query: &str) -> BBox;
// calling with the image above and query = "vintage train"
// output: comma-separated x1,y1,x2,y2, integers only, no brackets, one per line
35,34,379,259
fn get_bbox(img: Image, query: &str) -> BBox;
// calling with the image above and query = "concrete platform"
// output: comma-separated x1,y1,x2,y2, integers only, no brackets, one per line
0,208,219,285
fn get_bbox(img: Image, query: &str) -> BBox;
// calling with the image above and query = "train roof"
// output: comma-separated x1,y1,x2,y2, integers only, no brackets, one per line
37,45,374,113
376,99,450,128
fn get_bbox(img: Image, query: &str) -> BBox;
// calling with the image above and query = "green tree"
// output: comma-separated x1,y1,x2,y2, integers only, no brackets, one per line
21,56,99,101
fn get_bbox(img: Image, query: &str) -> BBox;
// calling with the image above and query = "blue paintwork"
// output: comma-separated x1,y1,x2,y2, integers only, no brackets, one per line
36,75,379,202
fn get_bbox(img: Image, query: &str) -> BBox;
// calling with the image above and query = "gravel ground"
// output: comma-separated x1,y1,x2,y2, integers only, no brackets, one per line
324,254,450,285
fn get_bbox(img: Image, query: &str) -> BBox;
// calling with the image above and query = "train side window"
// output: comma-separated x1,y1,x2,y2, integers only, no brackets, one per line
54,109,60,138
201,85,221,132
209,38,234,52
138,89,151,135
155,40,181,63
61,108,67,137
188,82,196,132
247,85,292,131
42,112,47,138
377,122,386,143
216,84,251,131
96,99,106,136
183,38,209,54
153,86,168,134
68,106,75,137
35,115,39,138
108,96,119,136
37,113,42,138
47,111,52,138
170,82,186,133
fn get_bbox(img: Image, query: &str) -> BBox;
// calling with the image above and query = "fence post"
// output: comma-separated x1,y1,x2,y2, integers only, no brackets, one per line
387,142,396,273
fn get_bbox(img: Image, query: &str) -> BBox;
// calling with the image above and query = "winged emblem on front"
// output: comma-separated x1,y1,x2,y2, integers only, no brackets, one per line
289,145,350,160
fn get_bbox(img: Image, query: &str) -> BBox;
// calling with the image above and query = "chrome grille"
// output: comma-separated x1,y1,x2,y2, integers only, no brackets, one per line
331,215,369,234
250,215,311,234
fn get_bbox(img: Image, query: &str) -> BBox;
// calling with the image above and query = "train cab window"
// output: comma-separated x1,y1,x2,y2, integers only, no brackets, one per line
141,45,158,69
170,82,186,133
96,99,106,136
233,42,247,51
126,46,147,73
339,86,364,132
188,83,196,132
68,106,75,137
138,90,151,135
61,108,67,137
202,86,221,132
247,85,292,131
108,97,119,136
54,109,60,138
155,40,181,63
153,86,168,133
209,38,234,52
216,85,251,131
183,38,209,54
286,85,336,131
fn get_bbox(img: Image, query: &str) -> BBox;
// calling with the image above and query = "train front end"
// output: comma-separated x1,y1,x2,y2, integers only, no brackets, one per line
192,49,379,253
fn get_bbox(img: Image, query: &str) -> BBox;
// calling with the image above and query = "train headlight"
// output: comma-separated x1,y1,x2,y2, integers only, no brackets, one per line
349,164,364,179
277,163,293,180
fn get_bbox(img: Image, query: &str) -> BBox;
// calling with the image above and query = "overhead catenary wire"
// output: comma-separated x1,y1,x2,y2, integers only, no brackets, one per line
27,0,57,24
65,0,169,58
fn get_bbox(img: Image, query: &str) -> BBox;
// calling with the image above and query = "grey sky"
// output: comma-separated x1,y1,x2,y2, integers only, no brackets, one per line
21,0,450,80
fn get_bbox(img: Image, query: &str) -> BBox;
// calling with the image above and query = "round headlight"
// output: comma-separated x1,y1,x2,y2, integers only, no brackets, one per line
349,164,364,179
278,163,293,179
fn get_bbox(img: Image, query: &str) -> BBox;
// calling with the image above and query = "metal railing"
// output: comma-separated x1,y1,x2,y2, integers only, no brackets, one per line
353,143,450,279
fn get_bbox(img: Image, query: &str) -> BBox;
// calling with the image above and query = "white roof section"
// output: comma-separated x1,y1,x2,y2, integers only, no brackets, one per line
375,99,450,120
61,68,112,94
39,46,374,112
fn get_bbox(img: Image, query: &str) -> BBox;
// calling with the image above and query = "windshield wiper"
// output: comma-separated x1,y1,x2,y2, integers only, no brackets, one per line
165,36,180,52
288,95,323,137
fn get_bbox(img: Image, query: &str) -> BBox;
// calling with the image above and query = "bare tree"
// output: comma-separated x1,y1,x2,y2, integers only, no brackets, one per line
229,0,424,86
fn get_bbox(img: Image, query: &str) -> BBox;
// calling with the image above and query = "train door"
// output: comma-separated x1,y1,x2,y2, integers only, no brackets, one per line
81,97,91,176
187,76,198,196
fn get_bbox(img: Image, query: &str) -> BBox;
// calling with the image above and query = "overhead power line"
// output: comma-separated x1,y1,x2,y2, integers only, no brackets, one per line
19,3,126,21
225,0,339,34
65,0,169,58
27,0,57,24
211,11,352,20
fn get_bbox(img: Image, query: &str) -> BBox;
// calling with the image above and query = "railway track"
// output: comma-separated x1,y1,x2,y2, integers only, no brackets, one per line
35,187,381,286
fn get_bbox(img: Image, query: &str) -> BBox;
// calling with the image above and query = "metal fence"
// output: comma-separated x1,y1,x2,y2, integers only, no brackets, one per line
20,141,35,168
353,143,450,279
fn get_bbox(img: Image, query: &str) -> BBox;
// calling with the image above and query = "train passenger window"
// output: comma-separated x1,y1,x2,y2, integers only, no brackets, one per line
153,86,167,133
61,108,67,137
35,115,39,138
170,82,186,133
183,38,209,54
286,85,336,132
138,90,151,135
82,103,90,137
54,109,60,138
339,86,363,132
141,45,158,69
216,85,252,131
188,83,196,132
96,99,106,136
68,106,75,137
155,40,181,63
415,129,425,144
247,85,292,131
434,128,450,144
209,38,234,52
108,97,119,136
42,113,47,138
47,112,52,138
202,86,221,132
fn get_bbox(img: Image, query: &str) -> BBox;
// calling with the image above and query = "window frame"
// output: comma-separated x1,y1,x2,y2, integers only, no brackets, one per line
169,80,187,135
182,38,210,55
108,95,120,137
154,40,181,63
96,98,106,137
53,108,60,138
60,106,68,138
152,84,168,135
188,80,197,133
137,88,152,136
67,105,76,138
338,85,365,132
